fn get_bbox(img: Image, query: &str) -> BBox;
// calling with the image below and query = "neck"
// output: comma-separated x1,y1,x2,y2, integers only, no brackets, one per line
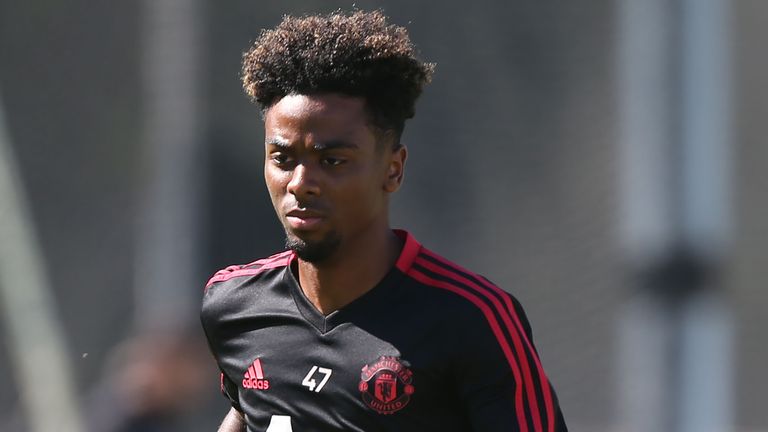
296,227,401,315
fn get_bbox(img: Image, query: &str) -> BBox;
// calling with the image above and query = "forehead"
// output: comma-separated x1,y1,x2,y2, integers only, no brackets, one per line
264,94,373,142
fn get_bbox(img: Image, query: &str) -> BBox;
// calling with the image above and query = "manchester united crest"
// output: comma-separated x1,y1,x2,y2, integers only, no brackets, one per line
359,356,415,414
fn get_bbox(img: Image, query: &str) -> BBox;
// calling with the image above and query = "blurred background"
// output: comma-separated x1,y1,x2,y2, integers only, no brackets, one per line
0,0,766,431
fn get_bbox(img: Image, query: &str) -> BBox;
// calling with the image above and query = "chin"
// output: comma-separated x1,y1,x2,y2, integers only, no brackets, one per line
284,230,342,263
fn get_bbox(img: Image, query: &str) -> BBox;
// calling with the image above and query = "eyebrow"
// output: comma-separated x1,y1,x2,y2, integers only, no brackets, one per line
314,140,358,151
266,137,358,151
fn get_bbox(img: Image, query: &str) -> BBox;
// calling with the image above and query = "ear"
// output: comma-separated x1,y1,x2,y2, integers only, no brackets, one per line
383,145,408,193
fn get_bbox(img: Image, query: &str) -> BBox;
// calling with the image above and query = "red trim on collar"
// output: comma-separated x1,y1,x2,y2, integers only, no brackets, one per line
394,229,421,273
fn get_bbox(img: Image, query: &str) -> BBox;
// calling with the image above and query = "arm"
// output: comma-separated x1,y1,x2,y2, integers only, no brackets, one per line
202,284,247,431
218,407,246,432
456,294,567,431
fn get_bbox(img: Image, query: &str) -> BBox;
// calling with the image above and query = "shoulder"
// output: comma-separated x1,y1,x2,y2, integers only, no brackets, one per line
406,246,526,317
200,250,294,323
403,245,534,344
404,247,556,411
204,250,293,291
403,250,563,432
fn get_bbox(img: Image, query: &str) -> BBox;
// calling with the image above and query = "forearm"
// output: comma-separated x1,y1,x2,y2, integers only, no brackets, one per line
218,407,246,432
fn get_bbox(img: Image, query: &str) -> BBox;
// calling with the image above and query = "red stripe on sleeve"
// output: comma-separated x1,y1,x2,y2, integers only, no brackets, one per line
205,252,294,289
419,250,555,432
407,267,529,432
241,250,294,268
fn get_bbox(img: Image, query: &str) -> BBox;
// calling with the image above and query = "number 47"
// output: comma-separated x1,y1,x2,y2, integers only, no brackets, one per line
302,365,332,392
265,366,333,432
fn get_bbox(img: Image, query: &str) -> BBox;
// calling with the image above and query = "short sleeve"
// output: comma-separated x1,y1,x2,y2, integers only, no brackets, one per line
220,371,242,412
201,280,243,413
453,291,567,431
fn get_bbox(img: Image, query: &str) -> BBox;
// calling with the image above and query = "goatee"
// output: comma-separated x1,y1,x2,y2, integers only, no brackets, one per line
285,231,341,263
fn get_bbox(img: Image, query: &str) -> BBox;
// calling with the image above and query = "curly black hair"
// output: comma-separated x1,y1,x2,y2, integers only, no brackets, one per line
242,10,434,143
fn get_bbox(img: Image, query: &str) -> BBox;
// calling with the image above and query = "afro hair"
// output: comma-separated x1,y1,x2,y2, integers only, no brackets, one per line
242,10,434,141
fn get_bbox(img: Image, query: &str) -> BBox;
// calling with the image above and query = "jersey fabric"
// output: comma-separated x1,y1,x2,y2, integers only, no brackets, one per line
201,230,567,432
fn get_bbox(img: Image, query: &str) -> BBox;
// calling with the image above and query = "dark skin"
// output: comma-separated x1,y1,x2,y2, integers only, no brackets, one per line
218,408,246,432
217,93,407,431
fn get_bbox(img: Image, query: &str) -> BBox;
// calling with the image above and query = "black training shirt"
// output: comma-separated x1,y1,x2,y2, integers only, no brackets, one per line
201,230,567,431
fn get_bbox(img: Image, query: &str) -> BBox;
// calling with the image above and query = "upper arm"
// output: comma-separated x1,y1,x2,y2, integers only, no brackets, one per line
201,283,246,424
453,293,566,432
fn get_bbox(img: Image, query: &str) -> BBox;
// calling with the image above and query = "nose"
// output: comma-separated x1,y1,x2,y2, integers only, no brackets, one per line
286,163,321,198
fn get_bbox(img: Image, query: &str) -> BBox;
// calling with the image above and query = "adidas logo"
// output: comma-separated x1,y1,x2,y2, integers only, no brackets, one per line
242,358,270,390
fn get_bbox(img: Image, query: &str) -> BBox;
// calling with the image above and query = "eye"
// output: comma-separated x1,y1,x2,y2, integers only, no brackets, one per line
270,153,292,167
321,156,346,167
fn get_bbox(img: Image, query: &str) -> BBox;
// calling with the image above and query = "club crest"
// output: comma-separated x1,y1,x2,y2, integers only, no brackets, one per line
359,356,415,414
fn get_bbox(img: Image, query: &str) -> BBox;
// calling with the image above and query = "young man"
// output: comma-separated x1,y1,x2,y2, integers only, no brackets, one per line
201,11,567,432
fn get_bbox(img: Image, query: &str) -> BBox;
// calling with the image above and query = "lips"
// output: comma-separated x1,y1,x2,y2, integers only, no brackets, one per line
285,208,326,230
